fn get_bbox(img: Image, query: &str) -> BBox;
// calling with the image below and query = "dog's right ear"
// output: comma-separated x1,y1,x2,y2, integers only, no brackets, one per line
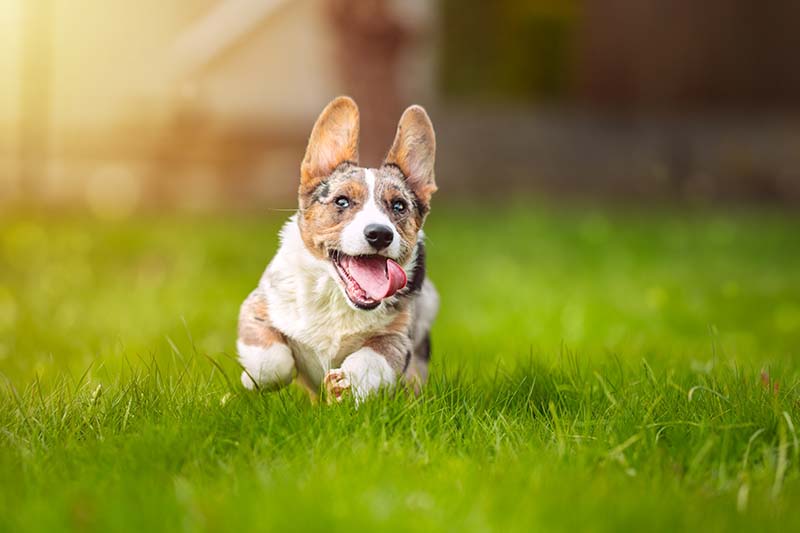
300,96,360,193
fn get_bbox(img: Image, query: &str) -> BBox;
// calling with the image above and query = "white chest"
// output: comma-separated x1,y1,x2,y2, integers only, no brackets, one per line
262,238,395,385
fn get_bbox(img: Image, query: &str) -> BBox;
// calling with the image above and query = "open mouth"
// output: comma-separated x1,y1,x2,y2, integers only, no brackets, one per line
330,252,408,310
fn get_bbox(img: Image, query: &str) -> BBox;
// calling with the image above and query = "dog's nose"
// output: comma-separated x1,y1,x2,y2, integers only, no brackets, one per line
364,224,394,250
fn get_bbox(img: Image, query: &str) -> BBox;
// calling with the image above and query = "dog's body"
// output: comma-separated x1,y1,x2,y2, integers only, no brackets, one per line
237,97,438,401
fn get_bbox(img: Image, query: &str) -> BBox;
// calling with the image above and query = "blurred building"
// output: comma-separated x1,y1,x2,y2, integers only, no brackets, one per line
1,0,799,212
0,0,435,212
438,0,800,203
577,0,800,111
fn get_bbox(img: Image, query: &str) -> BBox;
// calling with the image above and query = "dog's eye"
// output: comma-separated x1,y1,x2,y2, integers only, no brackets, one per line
392,199,407,214
334,196,350,208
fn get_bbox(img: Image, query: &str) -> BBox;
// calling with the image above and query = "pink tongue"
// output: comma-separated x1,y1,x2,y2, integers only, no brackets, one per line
346,256,407,300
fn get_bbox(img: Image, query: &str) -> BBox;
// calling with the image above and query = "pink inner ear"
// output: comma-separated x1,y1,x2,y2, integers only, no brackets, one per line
385,107,436,197
304,138,351,181
400,144,435,198
302,97,360,182
316,146,338,176
407,157,426,184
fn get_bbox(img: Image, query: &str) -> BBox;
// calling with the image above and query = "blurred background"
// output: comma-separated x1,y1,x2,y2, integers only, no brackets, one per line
2,0,800,216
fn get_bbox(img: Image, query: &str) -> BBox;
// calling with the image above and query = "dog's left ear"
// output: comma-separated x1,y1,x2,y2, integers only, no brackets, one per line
301,96,360,194
383,105,437,205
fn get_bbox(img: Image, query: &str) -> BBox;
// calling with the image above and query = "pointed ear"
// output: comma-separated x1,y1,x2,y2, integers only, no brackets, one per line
383,105,437,204
301,96,360,191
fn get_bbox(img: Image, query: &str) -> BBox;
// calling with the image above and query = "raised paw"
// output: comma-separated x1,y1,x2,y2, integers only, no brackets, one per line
324,369,351,403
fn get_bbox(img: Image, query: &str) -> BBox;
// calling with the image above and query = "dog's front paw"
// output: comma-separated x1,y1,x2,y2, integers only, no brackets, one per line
324,369,351,403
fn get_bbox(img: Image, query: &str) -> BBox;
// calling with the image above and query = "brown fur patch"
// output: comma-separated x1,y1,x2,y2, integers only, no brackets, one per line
299,168,369,259
238,289,286,347
363,308,413,373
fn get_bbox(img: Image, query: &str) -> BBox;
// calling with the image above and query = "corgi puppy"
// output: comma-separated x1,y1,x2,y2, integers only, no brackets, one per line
237,96,438,402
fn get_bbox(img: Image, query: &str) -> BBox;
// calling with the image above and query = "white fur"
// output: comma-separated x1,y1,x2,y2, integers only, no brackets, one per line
340,347,396,401
238,341,295,390
340,169,401,258
261,216,401,386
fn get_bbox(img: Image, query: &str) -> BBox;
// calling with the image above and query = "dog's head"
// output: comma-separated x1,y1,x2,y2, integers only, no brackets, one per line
297,96,436,310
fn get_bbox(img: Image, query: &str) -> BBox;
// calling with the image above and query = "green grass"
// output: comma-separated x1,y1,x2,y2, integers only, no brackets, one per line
1,203,800,532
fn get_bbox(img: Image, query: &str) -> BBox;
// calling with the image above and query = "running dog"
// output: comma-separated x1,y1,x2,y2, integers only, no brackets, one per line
237,96,438,402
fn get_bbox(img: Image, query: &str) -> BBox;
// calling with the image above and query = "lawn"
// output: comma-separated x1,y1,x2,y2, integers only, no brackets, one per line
1,202,800,532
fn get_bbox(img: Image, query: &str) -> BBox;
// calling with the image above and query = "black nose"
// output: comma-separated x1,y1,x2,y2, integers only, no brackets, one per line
364,224,394,250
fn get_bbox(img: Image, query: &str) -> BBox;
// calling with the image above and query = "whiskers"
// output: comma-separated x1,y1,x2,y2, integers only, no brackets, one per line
328,248,343,262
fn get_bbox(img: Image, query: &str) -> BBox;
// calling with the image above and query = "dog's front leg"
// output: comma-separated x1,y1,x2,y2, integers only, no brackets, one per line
325,334,410,403
237,289,295,391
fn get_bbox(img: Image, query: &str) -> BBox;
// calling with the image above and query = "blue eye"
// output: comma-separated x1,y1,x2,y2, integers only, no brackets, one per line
335,196,350,208
392,199,407,213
